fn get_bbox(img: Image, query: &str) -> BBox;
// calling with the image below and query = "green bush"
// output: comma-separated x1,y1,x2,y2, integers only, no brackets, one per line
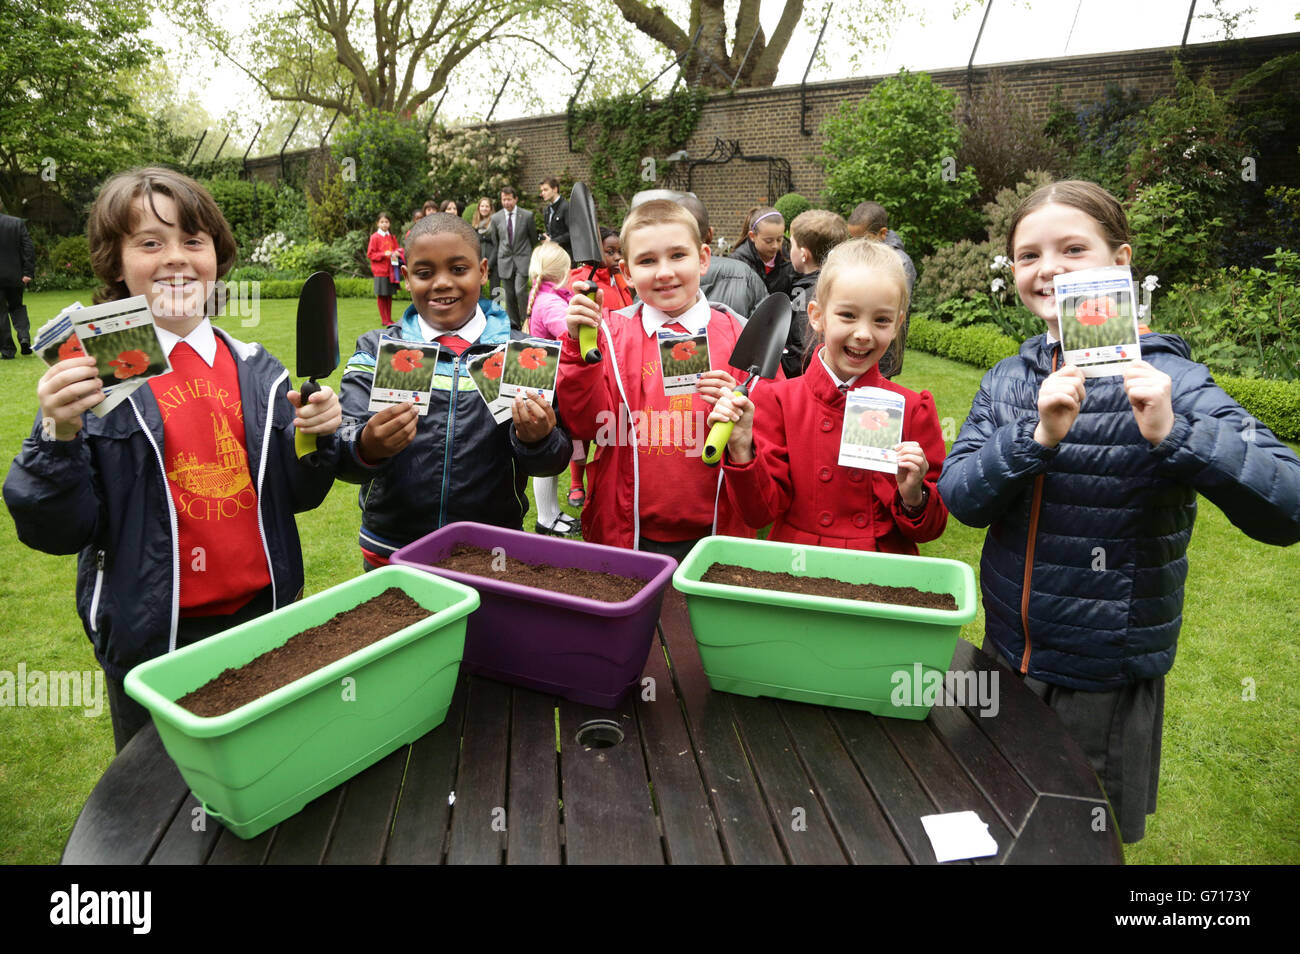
774,193,812,226
200,178,278,248
818,70,981,258
958,78,1065,205
332,107,430,232
307,162,350,242
46,235,93,280
1044,82,1148,196
256,277,406,300
907,315,1021,367
426,123,524,212
1215,376,1300,440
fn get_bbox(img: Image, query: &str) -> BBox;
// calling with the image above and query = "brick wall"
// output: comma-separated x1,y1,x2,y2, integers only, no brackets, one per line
489,32,1300,236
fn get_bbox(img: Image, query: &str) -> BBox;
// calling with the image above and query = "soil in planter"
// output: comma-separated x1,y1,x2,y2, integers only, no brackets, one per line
433,544,645,603
177,589,429,717
701,563,958,611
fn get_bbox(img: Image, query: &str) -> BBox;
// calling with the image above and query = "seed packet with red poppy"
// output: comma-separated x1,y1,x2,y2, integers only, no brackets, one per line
65,296,173,418
500,338,561,405
368,335,441,416
1054,266,1141,377
839,387,906,473
466,345,513,423
657,329,711,396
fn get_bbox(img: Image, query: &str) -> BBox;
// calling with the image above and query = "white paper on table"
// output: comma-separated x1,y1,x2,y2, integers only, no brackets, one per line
920,810,999,862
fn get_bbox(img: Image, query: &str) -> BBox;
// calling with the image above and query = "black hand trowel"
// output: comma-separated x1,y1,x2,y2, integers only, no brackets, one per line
294,270,339,459
568,182,604,363
701,292,792,466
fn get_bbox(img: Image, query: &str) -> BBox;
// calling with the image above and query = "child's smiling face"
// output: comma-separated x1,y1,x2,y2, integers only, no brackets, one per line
117,193,217,337
405,232,488,332
621,223,709,318
601,234,622,271
808,263,902,382
1012,202,1132,337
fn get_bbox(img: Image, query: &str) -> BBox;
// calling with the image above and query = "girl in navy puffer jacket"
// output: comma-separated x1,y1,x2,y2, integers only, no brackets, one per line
938,180,1300,844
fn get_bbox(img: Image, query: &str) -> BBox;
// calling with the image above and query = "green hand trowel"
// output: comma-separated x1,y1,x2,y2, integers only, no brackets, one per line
568,181,604,363
294,271,339,459
701,292,792,466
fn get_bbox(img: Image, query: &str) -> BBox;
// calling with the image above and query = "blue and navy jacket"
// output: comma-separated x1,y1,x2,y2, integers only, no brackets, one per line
938,332,1300,690
336,299,573,559
2,327,340,680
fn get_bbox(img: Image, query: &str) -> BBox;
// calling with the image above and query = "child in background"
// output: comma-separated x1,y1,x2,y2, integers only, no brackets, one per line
336,213,574,567
784,209,849,378
561,199,767,562
526,241,581,535
731,206,793,298
405,207,424,244
472,197,498,294
848,202,915,380
710,239,946,552
3,167,342,751
568,227,633,312
937,180,1300,843
367,211,400,326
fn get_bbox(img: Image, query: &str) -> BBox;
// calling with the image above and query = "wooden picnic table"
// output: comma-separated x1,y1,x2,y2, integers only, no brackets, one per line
62,590,1123,864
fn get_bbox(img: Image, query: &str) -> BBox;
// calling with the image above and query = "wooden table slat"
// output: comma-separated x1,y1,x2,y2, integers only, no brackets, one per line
726,695,848,864
880,718,1016,864
506,688,562,865
1006,795,1121,864
148,793,221,865
446,676,511,864
654,590,787,865
776,702,911,865
386,676,468,864
206,825,275,865
61,723,189,865
324,747,409,865
264,786,344,865
558,698,663,865
634,637,726,865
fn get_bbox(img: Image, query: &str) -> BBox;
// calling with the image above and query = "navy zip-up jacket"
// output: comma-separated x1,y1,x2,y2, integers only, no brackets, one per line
336,299,573,559
938,332,1300,690
3,326,340,680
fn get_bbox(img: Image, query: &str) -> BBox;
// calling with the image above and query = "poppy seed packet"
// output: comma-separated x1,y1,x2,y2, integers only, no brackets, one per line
368,335,440,416
657,329,711,396
466,345,513,423
499,338,560,404
1054,266,1141,377
66,296,172,418
839,387,906,473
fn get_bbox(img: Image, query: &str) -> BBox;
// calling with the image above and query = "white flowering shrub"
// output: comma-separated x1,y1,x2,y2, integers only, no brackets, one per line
427,124,524,208
249,233,294,269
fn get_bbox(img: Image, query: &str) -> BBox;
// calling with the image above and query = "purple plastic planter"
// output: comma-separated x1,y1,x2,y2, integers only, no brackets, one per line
391,522,677,708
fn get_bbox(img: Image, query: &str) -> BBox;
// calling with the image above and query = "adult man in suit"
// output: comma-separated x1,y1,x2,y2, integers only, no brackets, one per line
539,177,571,258
491,186,537,330
0,200,35,360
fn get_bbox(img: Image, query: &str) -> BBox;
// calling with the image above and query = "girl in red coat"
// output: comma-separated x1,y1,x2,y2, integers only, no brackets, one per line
367,211,401,326
709,238,947,553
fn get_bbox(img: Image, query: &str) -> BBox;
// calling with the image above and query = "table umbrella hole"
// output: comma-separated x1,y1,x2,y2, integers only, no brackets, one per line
576,719,624,748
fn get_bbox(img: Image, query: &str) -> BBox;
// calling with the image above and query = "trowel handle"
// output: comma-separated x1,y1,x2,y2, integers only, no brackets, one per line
576,275,602,363
294,378,321,459
702,380,750,467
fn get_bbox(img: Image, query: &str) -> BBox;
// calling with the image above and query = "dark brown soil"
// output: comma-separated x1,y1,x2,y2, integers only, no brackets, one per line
177,589,429,717
701,563,958,611
434,544,645,603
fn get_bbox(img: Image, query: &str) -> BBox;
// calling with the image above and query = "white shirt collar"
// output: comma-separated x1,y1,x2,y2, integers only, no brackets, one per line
1046,327,1060,345
155,319,218,368
640,291,710,337
818,348,862,390
417,304,486,344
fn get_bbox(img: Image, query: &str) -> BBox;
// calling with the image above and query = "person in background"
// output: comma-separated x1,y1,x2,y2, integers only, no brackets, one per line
441,199,460,216
731,205,793,298
367,211,401,326
404,207,424,245
784,209,849,378
540,176,571,258
678,194,767,320
472,196,498,295
491,186,537,331
848,202,915,379
0,198,35,359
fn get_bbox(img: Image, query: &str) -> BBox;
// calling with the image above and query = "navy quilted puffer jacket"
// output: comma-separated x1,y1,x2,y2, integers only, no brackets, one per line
938,332,1300,690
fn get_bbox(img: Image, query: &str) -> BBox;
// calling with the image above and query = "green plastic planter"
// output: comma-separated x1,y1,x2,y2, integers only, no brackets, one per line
124,566,478,838
673,537,977,720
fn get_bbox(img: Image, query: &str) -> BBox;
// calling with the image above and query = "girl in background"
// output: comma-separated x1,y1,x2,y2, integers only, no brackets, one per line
366,211,400,326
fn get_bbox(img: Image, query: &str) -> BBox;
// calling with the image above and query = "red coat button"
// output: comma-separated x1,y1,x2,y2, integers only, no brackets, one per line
848,470,864,482
819,466,832,482
819,512,833,526
853,513,868,528
821,419,833,432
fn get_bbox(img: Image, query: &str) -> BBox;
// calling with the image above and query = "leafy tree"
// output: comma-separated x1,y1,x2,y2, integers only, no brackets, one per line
818,70,980,258
331,108,429,231
0,0,155,211
426,124,524,209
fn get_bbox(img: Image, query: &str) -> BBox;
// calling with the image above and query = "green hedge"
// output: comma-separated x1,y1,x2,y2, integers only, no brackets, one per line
908,315,1300,440
254,278,409,300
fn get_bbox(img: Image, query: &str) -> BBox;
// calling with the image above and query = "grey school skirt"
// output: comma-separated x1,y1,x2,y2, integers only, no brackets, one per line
374,275,399,297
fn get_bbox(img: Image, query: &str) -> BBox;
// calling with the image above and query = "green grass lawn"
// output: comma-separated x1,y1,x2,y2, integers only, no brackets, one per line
1,291,1296,864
